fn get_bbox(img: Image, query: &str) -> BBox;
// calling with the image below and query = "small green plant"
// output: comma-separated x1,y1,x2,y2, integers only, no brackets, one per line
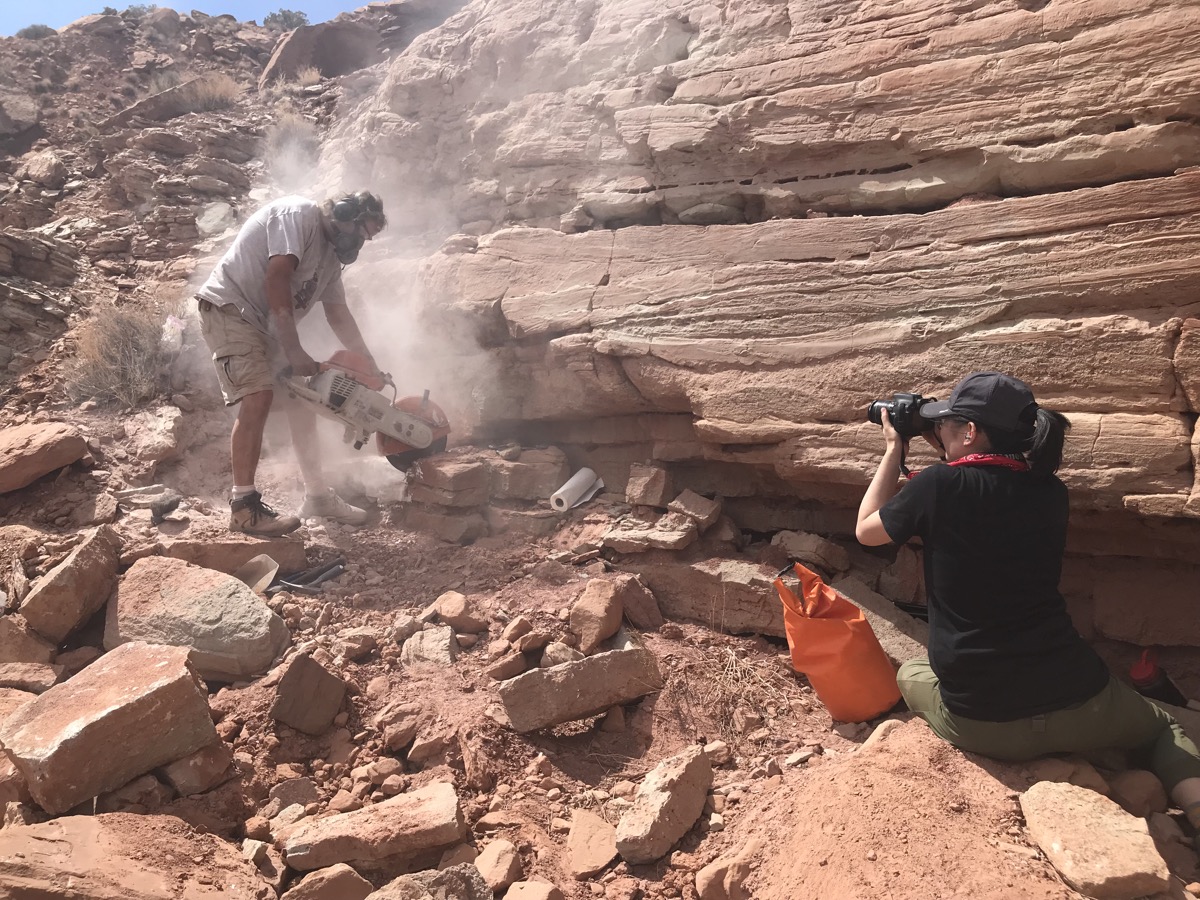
264,8,308,31
63,307,169,407
102,5,118,13
16,24,56,39
123,3,157,19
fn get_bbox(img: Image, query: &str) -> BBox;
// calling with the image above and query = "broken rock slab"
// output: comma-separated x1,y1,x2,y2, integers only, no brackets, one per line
0,812,272,900
0,662,63,693
104,556,290,681
832,575,929,665
367,863,492,900
668,490,722,531
1020,780,1169,899
281,780,467,872
0,641,217,815
19,525,121,643
162,536,308,575
0,615,55,665
603,512,699,553
489,447,571,501
157,739,234,797
616,744,713,864
772,530,851,575
626,463,673,507
498,628,663,733
0,422,88,495
269,652,347,735
631,557,785,637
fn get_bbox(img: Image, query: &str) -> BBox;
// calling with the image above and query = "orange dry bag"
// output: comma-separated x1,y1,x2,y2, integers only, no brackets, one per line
774,562,900,722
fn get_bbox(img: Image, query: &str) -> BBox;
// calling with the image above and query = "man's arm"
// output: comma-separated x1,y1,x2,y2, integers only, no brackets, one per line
265,254,317,375
855,409,905,546
324,303,376,368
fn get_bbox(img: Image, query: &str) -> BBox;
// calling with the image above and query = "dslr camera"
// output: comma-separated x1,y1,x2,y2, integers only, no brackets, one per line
866,392,936,439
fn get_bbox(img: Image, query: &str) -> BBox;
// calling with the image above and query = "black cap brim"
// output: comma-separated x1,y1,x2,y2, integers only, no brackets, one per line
919,399,954,420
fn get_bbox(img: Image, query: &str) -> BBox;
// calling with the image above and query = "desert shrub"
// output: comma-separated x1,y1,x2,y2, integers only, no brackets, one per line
147,69,183,94
122,3,157,20
102,6,119,14
295,65,321,87
16,24,56,40
264,9,308,31
185,73,241,111
63,307,168,407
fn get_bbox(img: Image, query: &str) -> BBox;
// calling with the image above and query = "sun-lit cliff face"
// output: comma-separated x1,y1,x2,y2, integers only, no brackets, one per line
325,0,1200,642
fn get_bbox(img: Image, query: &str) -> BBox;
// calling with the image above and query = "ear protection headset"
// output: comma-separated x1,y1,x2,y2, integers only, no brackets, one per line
330,192,384,264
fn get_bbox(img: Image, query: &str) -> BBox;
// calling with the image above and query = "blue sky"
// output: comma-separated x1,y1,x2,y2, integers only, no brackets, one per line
1,1,367,37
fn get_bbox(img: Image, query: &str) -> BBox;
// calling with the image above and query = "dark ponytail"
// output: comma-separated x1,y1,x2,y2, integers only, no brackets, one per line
1026,408,1070,476
980,407,1070,476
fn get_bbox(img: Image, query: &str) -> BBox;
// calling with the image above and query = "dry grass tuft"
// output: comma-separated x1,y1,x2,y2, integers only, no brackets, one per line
147,69,183,95
63,307,168,407
295,65,321,87
185,74,241,111
676,646,801,746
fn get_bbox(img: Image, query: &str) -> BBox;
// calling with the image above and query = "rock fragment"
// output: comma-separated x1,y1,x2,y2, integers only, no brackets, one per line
616,745,713,864
1020,780,1169,899
280,781,466,872
0,616,54,665
0,642,217,815
434,590,488,632
0,662,62,693
498,629,663,733
281,862,374,900
0,423,87,495
571,578,625,654
401,626,458,667
158,740,234,796
104,556,290,681
476,838,523,890
568,808,618,878
668,490,722,531
506,882,566,900
19,525,120,643
626,463,672,507
270,653,347,735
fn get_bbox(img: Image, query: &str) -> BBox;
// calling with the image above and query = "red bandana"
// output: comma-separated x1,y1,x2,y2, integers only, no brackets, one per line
907,453,1029,479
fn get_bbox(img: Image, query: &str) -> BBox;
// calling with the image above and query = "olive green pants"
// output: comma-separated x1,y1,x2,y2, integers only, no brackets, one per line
898,658,1200,792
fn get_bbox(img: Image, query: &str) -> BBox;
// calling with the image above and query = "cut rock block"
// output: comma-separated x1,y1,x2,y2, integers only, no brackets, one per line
0,642,217,815
833,575,929,665
1020,780,1169,899
570,578,624,654
626,463,673,508
413,456,490,493
632,557,785,636
105,556,290,681
568,808,618,878
489,448,571,501
0,813,272,899
616,745,713,864
498,629,663,733
270,653,347,735
668,490,722,531
0,422,87,495
19,525,120,643
280,780,466,872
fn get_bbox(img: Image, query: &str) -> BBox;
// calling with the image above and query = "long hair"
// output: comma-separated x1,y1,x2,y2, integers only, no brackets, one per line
982,407,1070,477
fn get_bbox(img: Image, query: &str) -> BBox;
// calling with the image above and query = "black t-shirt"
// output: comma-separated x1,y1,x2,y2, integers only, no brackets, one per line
879,463,1109,721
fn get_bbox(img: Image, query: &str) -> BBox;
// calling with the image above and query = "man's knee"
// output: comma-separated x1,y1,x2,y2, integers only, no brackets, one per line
236,390,274,424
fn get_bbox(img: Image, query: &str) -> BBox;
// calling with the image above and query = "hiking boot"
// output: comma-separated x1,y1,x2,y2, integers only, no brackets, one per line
229,491,301,537
299,488,369,526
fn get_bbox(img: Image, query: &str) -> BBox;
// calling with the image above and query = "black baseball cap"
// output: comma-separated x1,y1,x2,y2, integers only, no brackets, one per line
919,371,1038,433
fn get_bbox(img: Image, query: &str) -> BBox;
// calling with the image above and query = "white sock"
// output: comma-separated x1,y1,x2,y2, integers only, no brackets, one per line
232,484,256,500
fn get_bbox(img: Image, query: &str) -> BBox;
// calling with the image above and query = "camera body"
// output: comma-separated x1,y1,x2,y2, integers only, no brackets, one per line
867,392,935,439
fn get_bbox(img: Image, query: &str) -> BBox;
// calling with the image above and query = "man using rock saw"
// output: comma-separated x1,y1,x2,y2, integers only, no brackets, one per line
196,191,386,536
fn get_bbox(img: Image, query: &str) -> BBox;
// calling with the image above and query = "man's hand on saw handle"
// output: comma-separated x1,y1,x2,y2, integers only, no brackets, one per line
287,347,320,377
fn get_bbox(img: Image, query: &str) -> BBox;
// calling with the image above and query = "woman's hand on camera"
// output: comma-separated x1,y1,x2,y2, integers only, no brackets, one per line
880,409,908,455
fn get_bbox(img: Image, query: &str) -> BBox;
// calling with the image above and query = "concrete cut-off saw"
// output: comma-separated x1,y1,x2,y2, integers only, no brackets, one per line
281,350,450,470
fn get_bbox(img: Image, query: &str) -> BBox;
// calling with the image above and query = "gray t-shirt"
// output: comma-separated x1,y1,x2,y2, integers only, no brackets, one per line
197,196,346,336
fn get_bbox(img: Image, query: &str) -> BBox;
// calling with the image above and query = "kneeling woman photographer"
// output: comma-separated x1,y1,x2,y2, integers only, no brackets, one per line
856,371,1200,837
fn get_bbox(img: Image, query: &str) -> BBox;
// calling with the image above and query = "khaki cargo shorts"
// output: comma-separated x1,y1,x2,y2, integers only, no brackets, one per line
197,299,281,405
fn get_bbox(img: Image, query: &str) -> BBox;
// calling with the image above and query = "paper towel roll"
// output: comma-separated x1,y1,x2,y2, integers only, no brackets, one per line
550,467,604,511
